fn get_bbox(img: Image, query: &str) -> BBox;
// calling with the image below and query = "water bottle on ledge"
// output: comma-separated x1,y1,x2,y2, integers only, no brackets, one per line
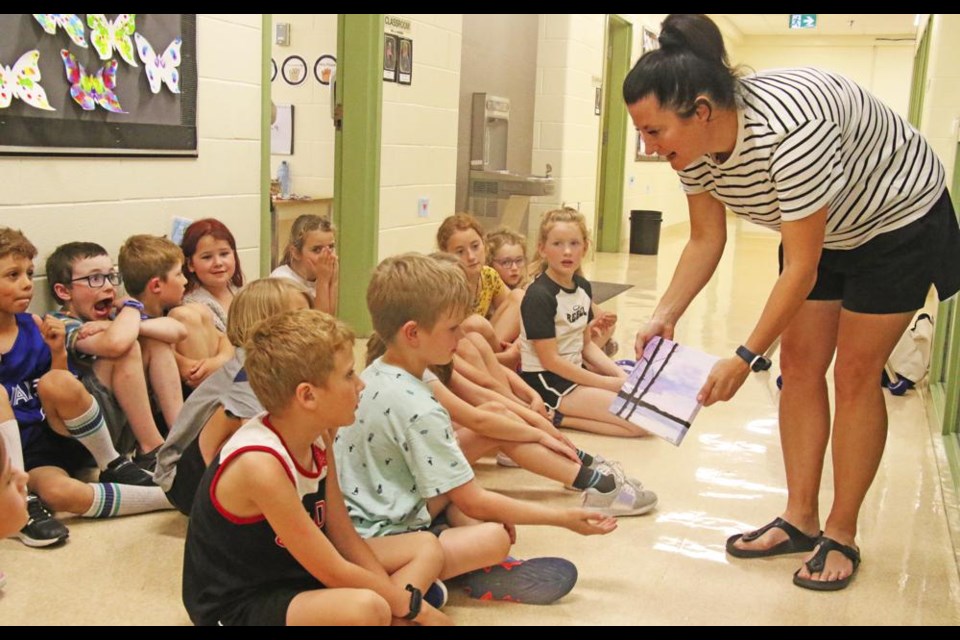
278,161,291,198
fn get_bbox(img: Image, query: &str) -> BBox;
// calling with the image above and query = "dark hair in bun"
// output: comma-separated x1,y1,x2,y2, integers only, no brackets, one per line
623,14,740,117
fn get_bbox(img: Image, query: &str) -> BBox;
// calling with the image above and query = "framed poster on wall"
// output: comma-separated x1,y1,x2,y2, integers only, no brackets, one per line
0,14,198,156
383,33,397,82
642,27,659,53
397,37,412,85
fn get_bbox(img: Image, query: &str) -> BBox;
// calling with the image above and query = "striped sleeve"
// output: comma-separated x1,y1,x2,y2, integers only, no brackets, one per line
770,119,845,221
678,160,711,194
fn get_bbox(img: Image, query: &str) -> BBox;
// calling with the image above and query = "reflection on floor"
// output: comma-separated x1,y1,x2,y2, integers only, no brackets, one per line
1,219,958,625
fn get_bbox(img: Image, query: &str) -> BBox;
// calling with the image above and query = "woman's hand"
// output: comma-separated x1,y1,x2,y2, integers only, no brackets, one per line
697,356,750,406
634,317,674,358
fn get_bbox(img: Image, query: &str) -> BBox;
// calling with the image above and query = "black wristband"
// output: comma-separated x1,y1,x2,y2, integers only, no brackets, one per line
736,345,771,372
403,584,422,620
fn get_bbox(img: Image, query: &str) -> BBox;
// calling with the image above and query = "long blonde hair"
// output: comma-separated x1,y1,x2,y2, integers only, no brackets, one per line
281,214,335,266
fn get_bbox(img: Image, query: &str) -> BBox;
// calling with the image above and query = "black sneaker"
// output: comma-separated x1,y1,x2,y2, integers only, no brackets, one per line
99,456,156,487
17,494,69,548
133,446,159,474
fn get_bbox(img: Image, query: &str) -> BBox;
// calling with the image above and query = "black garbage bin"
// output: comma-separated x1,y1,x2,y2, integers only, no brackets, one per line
629,210,662,255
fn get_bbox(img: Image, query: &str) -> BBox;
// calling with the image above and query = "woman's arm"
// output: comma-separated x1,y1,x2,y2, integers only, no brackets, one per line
699,207,825,405
635,192,727,354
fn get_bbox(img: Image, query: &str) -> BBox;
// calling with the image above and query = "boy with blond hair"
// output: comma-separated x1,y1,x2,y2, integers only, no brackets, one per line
0,229,171,548
117,234,191,432
183,309,451,626
47,241,183,472
335,253,617,605
121,235,235,391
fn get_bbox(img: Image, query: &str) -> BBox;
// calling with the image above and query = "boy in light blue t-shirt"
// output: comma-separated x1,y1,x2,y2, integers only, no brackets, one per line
335,253,617,605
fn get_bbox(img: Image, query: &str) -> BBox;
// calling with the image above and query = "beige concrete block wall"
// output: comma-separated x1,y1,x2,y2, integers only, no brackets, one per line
617,14,689,246
530,14,606,247
1,14,263,314
378,14,462,259
269,14,337,199
735,36,913,118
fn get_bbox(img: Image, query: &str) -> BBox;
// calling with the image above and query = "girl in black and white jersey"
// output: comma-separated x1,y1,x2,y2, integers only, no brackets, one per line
519,208,649,439
623,14,960,591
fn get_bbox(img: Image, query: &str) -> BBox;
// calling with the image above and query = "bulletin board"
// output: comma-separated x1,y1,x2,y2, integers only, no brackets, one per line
0,14,197,156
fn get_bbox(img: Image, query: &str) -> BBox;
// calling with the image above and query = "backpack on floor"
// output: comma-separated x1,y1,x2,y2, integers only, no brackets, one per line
882,312,934,393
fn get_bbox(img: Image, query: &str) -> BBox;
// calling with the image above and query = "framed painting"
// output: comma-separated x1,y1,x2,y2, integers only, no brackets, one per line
0,14,197,156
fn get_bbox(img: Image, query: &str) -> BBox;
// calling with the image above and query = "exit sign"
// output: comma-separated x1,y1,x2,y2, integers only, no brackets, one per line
789,14,817,29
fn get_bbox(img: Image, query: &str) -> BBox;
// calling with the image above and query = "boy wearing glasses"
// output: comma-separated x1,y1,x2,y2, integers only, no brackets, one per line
47,242,184,475
0,232,171,549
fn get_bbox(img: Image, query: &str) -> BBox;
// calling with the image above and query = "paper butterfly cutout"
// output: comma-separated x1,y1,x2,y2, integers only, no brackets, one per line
33,14,88,48
59,49,126,113
0,50,55,111
134,33,182,94
88,14,138,67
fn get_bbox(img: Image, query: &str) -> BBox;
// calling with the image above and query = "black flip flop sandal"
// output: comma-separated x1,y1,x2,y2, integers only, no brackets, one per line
726,516,821,558
793,536,861,591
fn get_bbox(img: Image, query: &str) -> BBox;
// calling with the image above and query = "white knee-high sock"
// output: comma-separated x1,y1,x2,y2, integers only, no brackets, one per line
0,419,24,472
82,483,174,518
63,400,121,470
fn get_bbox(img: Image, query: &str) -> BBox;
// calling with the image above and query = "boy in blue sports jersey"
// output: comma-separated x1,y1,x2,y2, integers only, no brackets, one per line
0,228,171,548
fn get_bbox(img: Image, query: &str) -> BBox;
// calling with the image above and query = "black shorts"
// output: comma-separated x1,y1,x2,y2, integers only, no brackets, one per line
166,436,205,516
214,579,322,626
520,370,578,411
21,421,95,476
780,189,960,314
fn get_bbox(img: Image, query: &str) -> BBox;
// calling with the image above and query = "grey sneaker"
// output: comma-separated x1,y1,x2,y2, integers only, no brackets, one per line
582,477,658,517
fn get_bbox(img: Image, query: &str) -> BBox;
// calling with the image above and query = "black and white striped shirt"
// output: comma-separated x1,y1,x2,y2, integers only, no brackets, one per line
678,68,945,249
